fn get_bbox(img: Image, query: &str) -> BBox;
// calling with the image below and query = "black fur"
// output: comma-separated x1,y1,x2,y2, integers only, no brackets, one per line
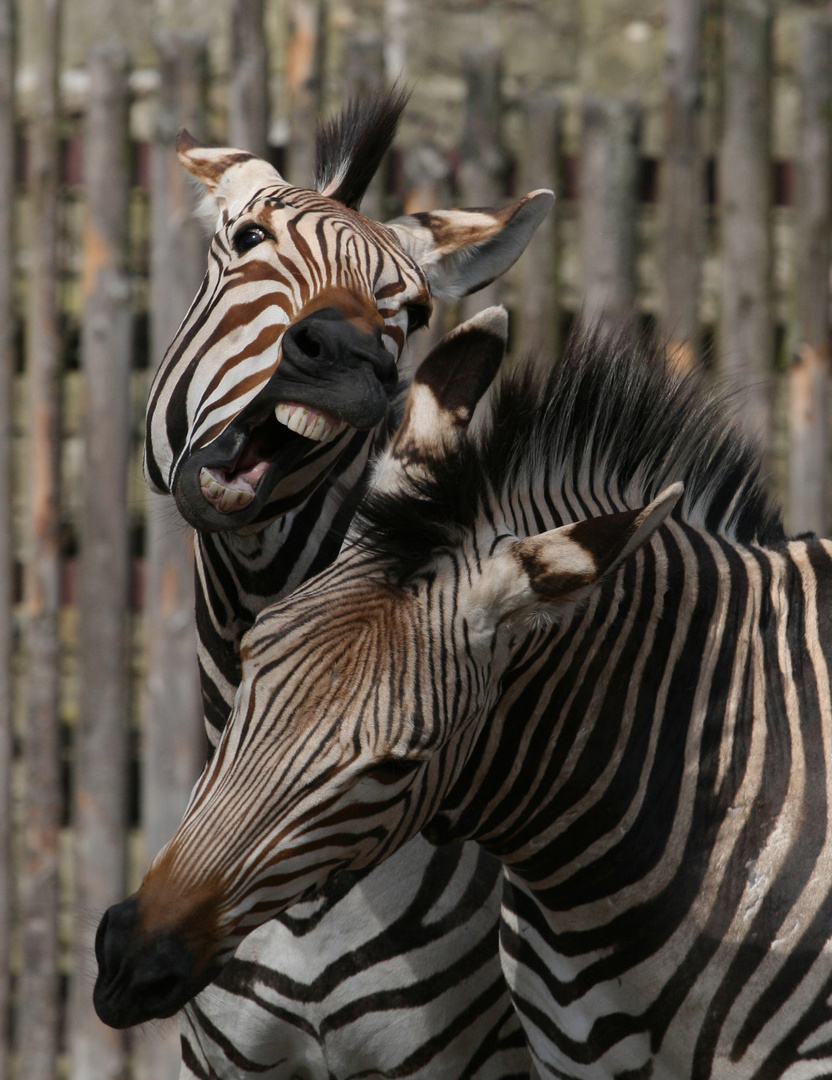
314,85,410,211
354,327,786,582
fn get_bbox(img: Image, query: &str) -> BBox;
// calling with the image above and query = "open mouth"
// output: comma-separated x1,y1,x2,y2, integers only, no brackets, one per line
198,400,350,515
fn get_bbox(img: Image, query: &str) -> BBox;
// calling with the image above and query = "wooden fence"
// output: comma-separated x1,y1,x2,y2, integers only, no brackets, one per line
2,1,832,1077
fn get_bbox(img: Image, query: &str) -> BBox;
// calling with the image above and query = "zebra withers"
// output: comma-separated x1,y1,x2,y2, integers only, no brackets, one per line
141,93,550,1078
99,305,832,1077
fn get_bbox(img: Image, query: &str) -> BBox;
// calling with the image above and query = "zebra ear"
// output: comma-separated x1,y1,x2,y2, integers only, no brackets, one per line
511,484,684,606
385,190,554,300
176,128,285,209
376,307,508,489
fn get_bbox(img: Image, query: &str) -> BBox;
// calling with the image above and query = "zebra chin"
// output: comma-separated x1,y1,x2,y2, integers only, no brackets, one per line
92,895,222,1028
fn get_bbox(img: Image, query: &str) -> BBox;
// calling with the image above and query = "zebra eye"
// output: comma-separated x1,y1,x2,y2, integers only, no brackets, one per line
373,758,423,785
233,225,271,253
406,303,432,335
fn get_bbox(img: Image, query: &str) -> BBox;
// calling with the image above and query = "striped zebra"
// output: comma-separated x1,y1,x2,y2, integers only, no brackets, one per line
97,306,832,1078
141,92,551,1078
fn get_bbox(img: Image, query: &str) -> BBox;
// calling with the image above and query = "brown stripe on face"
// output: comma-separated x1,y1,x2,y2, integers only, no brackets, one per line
292,285,384,337
136,845,226,965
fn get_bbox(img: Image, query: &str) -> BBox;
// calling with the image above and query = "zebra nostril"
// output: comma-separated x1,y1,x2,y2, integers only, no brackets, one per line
293,325,322,360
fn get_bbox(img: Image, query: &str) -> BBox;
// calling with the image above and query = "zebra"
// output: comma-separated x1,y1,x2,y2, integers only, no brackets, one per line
142,91,552,1078
96,304,832,1079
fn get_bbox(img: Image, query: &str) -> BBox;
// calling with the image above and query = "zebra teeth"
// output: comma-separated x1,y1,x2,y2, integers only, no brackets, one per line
274,401,348,444
199,466,257,514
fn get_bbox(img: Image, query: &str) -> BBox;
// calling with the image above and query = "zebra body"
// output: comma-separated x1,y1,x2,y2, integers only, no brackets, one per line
96,307,832,1078
135,95,551,1078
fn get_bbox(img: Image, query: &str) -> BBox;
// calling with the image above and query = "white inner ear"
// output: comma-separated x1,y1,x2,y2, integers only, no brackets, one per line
192,185,222,232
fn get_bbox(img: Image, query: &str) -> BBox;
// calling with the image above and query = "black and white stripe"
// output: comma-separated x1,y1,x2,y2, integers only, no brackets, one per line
131,318,832,1080
136,96,552,1080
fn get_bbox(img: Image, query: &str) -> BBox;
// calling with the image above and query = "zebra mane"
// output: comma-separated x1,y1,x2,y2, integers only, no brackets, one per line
355,328,786,580
313,85,410,211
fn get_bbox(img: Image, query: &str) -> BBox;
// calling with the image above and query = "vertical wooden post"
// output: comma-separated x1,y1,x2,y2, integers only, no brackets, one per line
719,0,773,450
135,32,209,1080
659,0,705,371
341,31,385,220
286,0,324,187
459,45,507,319
228,0,269,157
18,0,62,1077
0,1,14,1076
789,17,832,536
579,95,641,339
70,45,132,1080
517,92,560,360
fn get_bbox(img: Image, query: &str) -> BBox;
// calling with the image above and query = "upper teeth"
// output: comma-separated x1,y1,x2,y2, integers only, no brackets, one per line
274,402,348,444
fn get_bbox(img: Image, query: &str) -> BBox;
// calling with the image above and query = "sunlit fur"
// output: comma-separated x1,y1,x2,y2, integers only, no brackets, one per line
144,326,832,1079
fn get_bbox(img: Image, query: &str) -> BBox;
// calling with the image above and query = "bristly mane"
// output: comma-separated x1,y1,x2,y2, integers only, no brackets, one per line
354,328,786,580
314,86,410,211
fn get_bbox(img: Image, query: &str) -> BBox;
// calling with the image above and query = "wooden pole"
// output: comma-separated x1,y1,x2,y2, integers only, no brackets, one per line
516,92,560,360
459,45,507,319
789,17,832,537
70,45,132,1080
18,0,63,1076
579,94,641,340
658,0,705,371
718,0,773,451
0,0,14,1075
135,32,209,1080
228,0,269,157
286,0,324,187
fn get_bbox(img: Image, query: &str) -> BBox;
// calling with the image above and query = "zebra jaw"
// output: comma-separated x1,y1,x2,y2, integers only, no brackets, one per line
198,402,348,514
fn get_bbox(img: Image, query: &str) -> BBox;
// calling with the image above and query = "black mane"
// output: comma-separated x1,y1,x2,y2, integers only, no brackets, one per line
314,85,409,211
354,328,786,580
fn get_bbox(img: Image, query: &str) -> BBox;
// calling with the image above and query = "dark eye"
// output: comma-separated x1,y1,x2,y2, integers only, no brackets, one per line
233,225,271,253
373,757,423,785
406,303,432,334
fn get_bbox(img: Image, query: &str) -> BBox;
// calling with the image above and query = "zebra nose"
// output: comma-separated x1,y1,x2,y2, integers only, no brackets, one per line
93,896,203,1028
282,307,398,389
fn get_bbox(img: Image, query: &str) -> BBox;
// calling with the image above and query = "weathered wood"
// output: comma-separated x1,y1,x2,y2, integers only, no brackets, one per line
579,94,641,339
18,0,63,1077
341,30,385,220
286,0,324,187
70,45,132,1080
0,1,14,1077
134,32,210,1080
719,0,774,450
228,0,269,158
658,0,705,371
459,45,507,319
516,92,560,360
789,17,832,537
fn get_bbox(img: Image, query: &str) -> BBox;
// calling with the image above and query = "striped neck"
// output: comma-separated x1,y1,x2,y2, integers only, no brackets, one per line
427,526,824,895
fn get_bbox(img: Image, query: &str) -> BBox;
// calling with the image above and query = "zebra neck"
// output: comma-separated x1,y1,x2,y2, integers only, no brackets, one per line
194,428,384,745
431,526,830,904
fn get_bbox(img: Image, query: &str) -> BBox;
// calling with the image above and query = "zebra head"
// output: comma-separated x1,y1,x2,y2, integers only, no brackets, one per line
94,309,681,1029
144,89,554,532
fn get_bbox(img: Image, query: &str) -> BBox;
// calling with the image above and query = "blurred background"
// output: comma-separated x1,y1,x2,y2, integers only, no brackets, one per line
1,0,831,1076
